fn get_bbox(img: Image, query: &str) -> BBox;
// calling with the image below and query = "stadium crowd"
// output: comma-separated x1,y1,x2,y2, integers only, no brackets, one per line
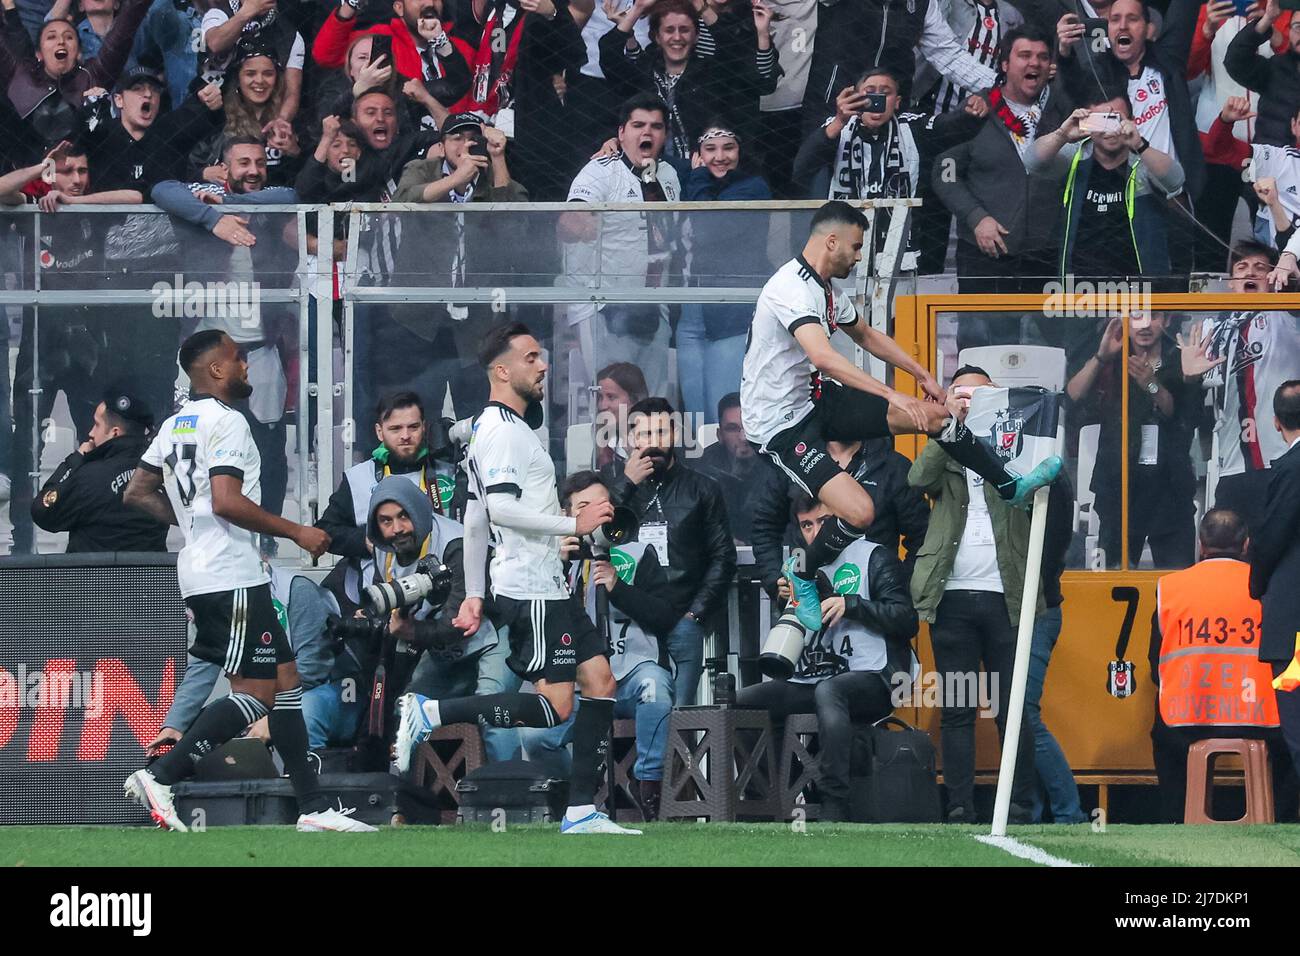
0,0,1299,825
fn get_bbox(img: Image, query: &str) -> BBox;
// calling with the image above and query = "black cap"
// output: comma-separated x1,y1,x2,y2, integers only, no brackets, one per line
441,112,483,137
102,388,155,429
115,65,165,93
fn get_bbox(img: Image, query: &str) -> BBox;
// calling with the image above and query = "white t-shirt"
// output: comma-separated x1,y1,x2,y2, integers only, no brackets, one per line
563,154,681,291
1247,143,1300,243
200,8,305,82
1200,312,1300,476
141,396,268,598
581,3,651,80
945,470,1003,592
467,402,570,600
740,256,858,447
1129,66,1174,160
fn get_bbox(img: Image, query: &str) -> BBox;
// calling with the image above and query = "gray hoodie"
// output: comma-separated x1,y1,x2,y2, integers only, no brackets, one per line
365,475,496,658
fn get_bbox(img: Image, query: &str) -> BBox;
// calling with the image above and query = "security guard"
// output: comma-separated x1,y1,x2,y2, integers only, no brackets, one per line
1149,508,1295,822
31,388,169,553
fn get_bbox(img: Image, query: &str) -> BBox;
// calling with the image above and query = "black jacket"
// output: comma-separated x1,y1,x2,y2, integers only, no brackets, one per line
750,438,930,596
598,457,737,622
31,434,168,553
78,94,225,193
1057,0,1205,198
1249,440,1300,663
848,544,920,685
801,0,934,122
1224,25,1300,148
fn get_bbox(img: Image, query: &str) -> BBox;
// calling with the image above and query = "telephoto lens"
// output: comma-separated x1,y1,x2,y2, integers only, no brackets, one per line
759,610,808,679
581,505,640,557
362,559,453,615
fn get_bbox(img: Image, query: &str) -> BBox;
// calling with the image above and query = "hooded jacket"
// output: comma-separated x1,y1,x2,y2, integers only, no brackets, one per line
364,475,493,657
1224,23,1300,148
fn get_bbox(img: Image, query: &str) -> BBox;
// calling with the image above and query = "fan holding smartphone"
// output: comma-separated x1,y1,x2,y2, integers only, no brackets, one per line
1024,94,1185,282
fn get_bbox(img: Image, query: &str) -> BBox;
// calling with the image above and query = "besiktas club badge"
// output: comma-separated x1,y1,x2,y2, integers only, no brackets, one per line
990,408,1025,461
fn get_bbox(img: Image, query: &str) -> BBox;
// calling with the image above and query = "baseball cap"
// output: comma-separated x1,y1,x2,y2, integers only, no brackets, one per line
102,387,155,429
441,113,483,137
115,66,165,93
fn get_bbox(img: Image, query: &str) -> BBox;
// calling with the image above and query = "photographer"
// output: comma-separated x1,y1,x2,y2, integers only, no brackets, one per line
599,396,736,704
751,435,930,600
561,470,679,820
331,475,513,765
738,494,918,822
31,387,168,553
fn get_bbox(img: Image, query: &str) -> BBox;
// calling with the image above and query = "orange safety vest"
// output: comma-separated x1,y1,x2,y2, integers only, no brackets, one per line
1156,559,1279,729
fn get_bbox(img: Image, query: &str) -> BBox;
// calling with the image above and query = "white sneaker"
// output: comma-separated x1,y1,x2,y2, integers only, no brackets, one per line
394,693,433,773
124,769,188,832
560,811,642,835
296,806,378,832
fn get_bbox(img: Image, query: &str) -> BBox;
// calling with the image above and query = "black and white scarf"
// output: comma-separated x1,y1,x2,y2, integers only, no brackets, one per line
828,115,921,201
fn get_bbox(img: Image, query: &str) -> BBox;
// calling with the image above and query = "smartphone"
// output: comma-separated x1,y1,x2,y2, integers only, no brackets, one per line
1081,111,1122,134
369,33,392,67
468,131,490,160
1232,0,1257,15
1083,16,1109,41
863,93,888,114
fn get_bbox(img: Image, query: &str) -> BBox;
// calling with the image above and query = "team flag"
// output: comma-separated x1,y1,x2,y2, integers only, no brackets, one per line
964,387,1062,477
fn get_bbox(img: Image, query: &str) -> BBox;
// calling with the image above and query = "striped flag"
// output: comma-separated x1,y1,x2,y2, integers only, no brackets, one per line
965,387,1062,477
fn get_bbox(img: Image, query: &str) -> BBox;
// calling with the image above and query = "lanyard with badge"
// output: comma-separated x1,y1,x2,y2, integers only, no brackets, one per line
384,460,444,516
639,487,670,568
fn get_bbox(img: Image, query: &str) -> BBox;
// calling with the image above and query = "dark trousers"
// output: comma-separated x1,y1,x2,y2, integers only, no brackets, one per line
736,671,894,801
1150,708,1298,823
1271,661,1300,803
1097,500,1196,570
930,589,1037,814
1195,163,1253,272
954,239,1058,296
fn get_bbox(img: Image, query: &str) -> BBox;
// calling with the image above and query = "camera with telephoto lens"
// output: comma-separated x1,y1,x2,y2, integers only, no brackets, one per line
575,506,640,560
361,557,453,615
325,613,388,653
759,610,808,680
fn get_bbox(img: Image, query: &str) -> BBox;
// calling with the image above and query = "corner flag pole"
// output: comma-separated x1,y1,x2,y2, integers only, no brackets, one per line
990,483,1051,837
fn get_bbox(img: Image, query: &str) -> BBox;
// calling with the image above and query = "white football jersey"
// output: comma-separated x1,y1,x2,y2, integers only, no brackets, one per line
467,402,569,601
740,256,858,447
1200,312,1300,476
141,396,268,598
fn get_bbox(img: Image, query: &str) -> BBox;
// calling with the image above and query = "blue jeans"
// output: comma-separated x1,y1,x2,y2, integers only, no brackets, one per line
1025,606,1086,823
613,661,674,781
406,640,522,763
302,683,365,752
666,616,705,706
676,306,747,423
521,663,675,782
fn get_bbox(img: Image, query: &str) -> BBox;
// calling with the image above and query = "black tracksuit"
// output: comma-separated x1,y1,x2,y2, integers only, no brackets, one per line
30,434,168,552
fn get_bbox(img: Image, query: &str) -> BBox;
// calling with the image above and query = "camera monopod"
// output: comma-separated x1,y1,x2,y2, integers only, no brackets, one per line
593,581,619,817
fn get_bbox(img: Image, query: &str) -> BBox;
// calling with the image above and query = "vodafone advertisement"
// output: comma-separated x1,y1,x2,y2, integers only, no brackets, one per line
0,557,188,825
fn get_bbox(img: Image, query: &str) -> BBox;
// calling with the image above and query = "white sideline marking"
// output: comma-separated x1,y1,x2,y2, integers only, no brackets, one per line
974,834,1087,867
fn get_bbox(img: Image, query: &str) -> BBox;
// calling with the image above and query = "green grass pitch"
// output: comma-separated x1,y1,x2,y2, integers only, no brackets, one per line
4,823,1300,867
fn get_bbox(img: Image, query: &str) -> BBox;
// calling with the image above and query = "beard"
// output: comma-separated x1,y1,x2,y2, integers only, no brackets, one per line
643,447,672,476
389,532,419,565
230,377,254,400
